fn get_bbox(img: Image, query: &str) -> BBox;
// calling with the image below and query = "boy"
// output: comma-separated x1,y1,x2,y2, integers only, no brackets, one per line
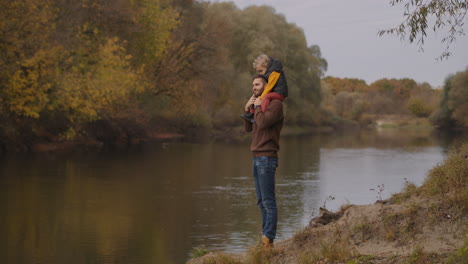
240,54,288,123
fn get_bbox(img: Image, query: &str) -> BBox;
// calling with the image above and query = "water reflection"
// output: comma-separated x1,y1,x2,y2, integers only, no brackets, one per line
0,129,465,264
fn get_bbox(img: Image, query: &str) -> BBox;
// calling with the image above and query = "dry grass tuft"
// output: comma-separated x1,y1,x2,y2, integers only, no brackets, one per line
296,237,356,264
381,203,421,245
246,244,286,264
391,181,420,203
192,248,210,258
405,245,451,264
446,238,468,264
421,143,468,208
196,252,243,264
350,217,373,244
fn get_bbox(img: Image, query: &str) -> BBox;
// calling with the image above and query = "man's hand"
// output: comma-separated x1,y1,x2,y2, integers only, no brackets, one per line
245,95,256,112
254,97,262,107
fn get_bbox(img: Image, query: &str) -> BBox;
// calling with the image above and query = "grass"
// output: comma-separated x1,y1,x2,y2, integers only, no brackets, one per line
345,255,379,264
446,238,468,264
420,143,468,210
192,247,210,258
247,245,285,264
293,226,319,245
381,202,421,245
405,246,431,264
318,239,356,262
391,181,420,204
351,217,373,243
401,245,457,264
195,252,243,264
297,239,356,264
294,226,356,264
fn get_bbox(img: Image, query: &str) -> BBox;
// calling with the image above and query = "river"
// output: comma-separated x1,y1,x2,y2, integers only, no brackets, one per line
0,128,465,264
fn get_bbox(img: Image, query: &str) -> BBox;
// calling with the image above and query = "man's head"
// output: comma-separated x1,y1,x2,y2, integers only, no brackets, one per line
252,74,267,97
253,54,270,75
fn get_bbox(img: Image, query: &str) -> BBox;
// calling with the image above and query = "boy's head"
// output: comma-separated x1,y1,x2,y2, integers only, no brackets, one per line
252,74,267,97
253,54,270,75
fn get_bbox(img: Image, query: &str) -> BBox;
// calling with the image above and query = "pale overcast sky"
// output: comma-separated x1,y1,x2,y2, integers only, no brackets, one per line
207,0,468,88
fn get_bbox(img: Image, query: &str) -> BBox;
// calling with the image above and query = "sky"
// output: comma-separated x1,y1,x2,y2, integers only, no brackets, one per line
207,0,468,88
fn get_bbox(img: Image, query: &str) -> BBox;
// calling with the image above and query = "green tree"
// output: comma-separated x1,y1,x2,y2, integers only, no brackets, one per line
406,98,433,117
430,68,468,128
447,68,468,127
406,82,439,117
231,5,327,124
131,0,179,67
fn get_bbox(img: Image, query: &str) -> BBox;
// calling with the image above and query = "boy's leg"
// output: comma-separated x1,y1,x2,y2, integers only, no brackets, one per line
240,113,254,123
240,107,255,123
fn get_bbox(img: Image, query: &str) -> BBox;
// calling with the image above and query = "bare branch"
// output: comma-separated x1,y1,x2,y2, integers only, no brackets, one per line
379,0,468,60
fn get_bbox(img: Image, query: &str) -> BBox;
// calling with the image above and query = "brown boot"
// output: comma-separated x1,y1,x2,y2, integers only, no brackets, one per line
261,235,274,248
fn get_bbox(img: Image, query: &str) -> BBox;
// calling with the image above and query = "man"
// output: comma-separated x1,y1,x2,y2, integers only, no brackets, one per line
240,54,288,123
243,74,284,247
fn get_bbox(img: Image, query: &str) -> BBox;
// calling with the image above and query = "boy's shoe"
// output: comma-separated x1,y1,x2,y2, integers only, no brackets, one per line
240,113,255,123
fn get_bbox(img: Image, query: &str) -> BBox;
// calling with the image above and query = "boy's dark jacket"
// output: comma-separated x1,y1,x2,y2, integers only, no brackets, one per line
263,57,288,97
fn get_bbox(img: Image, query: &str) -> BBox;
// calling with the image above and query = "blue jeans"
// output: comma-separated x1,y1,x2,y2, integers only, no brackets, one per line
253,156,278,240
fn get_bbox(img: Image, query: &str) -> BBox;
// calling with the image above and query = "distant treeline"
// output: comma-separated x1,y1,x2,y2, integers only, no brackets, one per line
321,77,440,126
322,67,468,129
0,0,466,151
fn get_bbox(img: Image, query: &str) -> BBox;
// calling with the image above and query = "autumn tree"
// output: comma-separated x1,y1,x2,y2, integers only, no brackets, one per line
406,82,439,117
0,0,58,118
322,77,367,95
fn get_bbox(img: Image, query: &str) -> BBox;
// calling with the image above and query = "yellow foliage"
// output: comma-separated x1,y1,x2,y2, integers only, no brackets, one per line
56,37,141,123
5,48,60,118
0,0,58,118
0,0,57,60
133,0,179,66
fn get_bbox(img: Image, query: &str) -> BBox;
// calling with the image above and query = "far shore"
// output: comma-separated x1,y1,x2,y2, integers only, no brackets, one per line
3,115,464,154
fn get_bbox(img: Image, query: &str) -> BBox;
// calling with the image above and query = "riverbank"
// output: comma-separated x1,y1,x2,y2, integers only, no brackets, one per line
188,143,468,264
